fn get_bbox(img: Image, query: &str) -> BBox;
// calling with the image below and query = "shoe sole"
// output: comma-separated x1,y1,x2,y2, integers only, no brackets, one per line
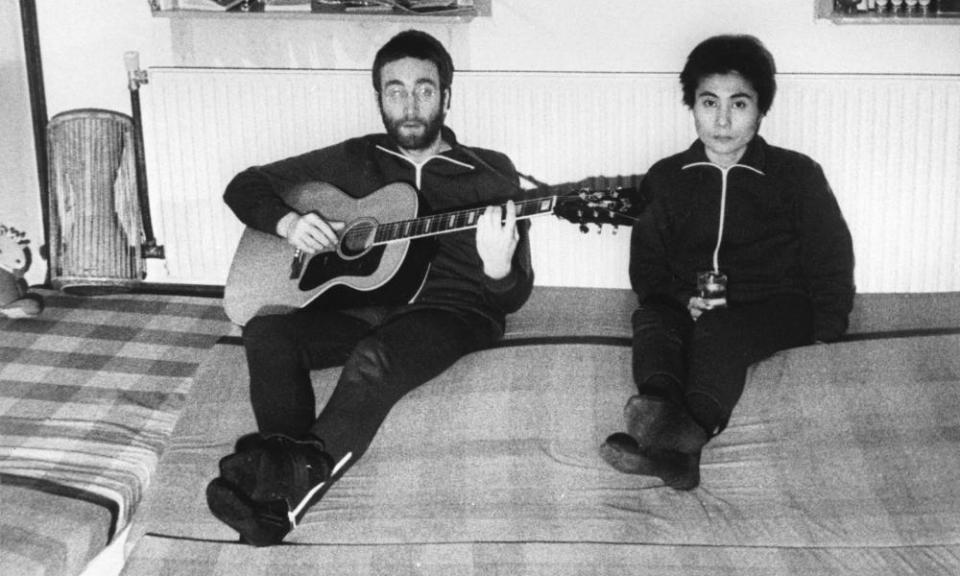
206,478,291,546
600,433,661,476
601,434,700,491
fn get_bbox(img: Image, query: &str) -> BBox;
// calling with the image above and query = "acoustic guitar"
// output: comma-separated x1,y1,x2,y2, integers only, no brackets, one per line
224,181,634,325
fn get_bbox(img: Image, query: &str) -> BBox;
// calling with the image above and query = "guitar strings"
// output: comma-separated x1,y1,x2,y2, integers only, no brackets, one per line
336,191,633,248
336,196,551,246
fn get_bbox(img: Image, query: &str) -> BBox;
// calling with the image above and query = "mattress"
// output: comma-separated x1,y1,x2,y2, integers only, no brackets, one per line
120,289,960,575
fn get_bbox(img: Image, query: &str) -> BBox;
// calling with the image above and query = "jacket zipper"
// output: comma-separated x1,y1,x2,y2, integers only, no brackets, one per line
376,145,475,189
682,161,765,273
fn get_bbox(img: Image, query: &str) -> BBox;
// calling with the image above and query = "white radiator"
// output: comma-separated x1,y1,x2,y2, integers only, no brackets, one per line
140,69,960,292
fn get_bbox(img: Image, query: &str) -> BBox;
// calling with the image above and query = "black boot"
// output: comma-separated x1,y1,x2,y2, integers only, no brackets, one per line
624,394,707,453
600,394,707,491
206,432,341,546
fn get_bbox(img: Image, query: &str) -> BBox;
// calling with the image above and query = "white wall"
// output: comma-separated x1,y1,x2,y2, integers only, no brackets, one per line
1,1,43,287
36,1,172,119
466,1,960,75
7,0,960,289
159,1,960,74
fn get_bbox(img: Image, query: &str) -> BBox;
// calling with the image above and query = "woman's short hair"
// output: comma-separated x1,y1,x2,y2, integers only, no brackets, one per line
680,35,777,115
372,30,454,94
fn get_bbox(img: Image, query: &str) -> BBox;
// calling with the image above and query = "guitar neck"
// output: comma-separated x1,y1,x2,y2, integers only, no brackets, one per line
372,195,557,245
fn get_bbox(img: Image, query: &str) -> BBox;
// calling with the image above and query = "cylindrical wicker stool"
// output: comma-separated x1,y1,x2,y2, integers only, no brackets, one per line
47,109,144,294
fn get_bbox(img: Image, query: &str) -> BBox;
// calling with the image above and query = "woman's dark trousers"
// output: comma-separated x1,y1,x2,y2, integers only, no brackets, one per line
632,293,814,435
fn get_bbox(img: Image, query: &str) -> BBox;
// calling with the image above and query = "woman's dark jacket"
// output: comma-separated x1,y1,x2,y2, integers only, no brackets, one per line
630,136,855,342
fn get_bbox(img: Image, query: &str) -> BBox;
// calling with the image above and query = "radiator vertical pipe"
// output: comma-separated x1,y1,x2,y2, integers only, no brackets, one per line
125,51,163,261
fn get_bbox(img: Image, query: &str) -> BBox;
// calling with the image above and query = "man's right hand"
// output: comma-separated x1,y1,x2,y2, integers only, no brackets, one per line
278,212,345,255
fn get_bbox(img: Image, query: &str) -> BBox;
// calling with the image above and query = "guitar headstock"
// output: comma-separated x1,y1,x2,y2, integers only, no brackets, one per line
553,188,637,233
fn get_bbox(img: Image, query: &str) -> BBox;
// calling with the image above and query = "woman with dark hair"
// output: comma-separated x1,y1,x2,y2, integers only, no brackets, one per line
601,35,855,490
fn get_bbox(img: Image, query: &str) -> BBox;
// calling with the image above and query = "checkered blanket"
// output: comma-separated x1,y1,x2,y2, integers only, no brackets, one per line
0,290,233,576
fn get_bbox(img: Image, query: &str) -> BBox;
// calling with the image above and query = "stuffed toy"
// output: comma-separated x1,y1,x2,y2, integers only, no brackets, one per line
0,224,43,318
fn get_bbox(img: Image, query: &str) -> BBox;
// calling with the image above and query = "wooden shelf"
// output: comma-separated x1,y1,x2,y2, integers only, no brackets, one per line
149,0,489,22
816,0,960,24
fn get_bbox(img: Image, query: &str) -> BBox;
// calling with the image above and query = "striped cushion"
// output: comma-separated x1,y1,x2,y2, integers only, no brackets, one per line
0,290,232,576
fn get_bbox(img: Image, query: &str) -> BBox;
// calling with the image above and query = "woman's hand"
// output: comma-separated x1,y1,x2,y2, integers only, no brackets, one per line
687,296,712,321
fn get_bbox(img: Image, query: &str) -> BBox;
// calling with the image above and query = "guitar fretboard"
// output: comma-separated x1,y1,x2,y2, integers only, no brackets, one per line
371,196,558,244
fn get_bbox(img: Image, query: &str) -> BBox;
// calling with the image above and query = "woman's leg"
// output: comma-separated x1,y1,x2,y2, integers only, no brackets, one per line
685,293,814,435
631,296,693,402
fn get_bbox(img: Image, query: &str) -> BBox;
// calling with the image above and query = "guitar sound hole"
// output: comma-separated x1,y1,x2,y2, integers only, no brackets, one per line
340,219,377,259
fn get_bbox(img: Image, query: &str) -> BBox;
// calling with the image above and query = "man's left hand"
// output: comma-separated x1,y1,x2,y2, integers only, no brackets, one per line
476,200,518,280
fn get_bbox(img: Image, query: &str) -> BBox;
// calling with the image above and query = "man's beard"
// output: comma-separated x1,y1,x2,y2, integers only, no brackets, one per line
382,109,445,152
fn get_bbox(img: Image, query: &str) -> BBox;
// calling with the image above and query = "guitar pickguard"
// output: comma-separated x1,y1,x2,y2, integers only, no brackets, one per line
299,246,387,291
302,238,437,310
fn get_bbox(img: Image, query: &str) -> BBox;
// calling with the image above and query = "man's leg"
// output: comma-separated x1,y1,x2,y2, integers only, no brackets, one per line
208,307,378,546
241,307,375,438
309,307,496,467
209,306,495,545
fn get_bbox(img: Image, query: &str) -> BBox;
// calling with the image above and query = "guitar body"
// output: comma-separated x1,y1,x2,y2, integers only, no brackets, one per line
224,182,434,325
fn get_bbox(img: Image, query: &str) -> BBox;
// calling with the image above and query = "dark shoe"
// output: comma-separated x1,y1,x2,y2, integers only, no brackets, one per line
206,478,292,546
600,432,701,491
601,395,708,490
600,432,657,474
624,394,708,454
206,433,345,546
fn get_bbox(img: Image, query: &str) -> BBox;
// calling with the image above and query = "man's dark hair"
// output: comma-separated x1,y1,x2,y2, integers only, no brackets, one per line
372,30,454,94
680,35,777,115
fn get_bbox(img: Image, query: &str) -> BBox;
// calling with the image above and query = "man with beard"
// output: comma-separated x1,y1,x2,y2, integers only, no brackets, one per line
208,30,533,546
